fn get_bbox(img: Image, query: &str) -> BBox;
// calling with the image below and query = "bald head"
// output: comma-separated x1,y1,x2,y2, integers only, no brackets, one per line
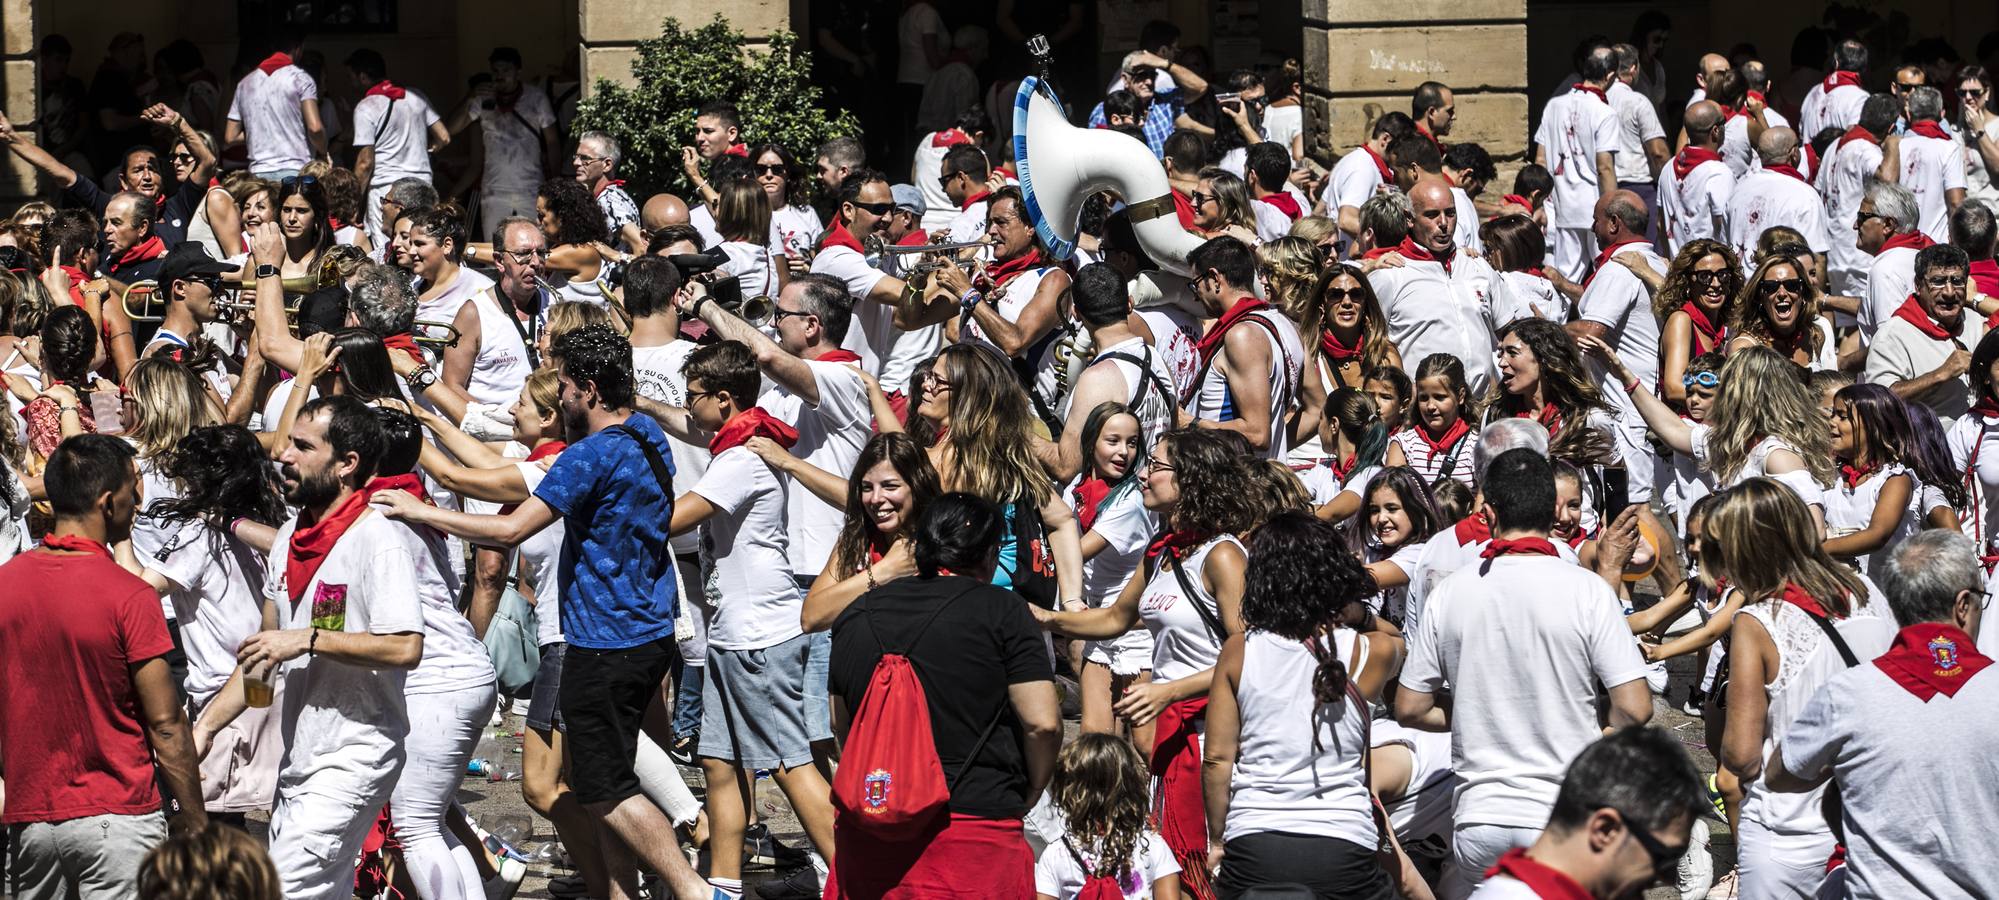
1698,53,1729,87
1755,127,1799,166
1595,190,1649,239
641,193,691,234
1408,180,1458,255
1684,101,1723,145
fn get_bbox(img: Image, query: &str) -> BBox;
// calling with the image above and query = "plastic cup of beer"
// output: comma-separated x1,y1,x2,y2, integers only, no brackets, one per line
244,661,274,709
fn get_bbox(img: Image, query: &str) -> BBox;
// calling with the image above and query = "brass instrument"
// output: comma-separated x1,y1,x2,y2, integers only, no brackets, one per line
877,239,994,257
875,239,992,277
118,280,164,321
125,253,339,322
412,320,462,349
721,294,774,328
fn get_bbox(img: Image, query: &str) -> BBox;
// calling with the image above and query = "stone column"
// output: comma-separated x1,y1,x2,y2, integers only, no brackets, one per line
1301,0,1529,165
2,0,37,203
577,0,791,95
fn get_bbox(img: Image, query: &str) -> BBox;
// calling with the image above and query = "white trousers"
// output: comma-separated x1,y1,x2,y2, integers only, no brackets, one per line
1442,822,1542,900
392,683,499,900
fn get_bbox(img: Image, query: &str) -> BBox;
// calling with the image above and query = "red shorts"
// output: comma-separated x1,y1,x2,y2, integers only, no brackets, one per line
824,813,1032,899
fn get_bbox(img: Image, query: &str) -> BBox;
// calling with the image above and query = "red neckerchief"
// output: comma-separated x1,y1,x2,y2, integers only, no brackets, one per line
1892,294,1958,342
814,349,863,365
1257,192,1301,220
1778,582,1837,619
1880,230,1936,255
1414,417,1470,456
1328,453,1358,483
725,143,749,157
1874,623,1994,701
58,264,90,304
1149,695,1213,895
1319,327,1364,363
1671,147,1719,180
1970,259,1999,298
364,79,406,101
286,477,432,602
930,128,973,148
959,189,992,212
380,331,424,363
116,235,166,268
1194,296,1271,366
1146,529,1213,565
592,179,626,199
1360,144,1394,180
1415,123,1446,153
1720,100,1749,121
1822,70,1861,93
1073,476,1112,532
1484,849,1593,900
41,533,112,558
1583,239,1648,288
1837,125,1877,150
1570,84,1608,103
1839,461,1877,488
987,247,1047,293
995,164,1017,181
1170,188,1198,229
526,440,568,462
818,216,866,254
895,228,930,247
1518,401,1564,437
1396,237,1450,274
1360,245,1400,261
1972,395,1999,420
1502,193,1534,211
328,215,347,232
708,407,799,456
1683,302,1725,351
1765,164,1810,184
1480,537,1560,559
1907,120,1951,141
1452,513,1492,546
257,52,293,75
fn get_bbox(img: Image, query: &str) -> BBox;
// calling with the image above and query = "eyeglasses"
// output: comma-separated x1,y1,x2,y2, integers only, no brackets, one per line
1141,456,1174,473
685,388,720,404
1612,808,1687,886
1689,270,1730,286
281,174,319,189
1964,588,1993,610
920,371,953,392
1190,191,1217,207
572,154,609,165
1923,274,1969,289
184,275,224,292
504,248,550,264
1323,287,1363,305
755,164,787,177
849,200,897,216
169,152,196,164
1758,278,1805,296
1683,371,1720,389
770,306,813,324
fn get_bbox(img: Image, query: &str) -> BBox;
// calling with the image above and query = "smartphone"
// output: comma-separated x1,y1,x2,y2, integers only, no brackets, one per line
1603,467,1631,518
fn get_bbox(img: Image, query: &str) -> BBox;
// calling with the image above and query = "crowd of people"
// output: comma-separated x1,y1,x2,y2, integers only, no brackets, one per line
3,12,1999,900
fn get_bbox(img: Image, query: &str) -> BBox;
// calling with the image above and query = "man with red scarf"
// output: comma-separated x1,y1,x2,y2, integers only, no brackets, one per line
574,130,646,255
1320,112,1415,245
1367,180,1499,395
927,189,1073,398
1859,179,1935,337
1767,531,1999,900
808,169,944,396
681,101,744,188
1725,127,1830,272
1180,235,1303,459
1656,101,1736,255
1412,80,1455,155
1570,192,1670,503
225,30,325,179
194,397,425,900
1533,47,1620,282
446,46,560,232
1899,86,1969,243
939,143,996,245
1244,141,1303,243
1798,39,1871,142
1866,244,1984,423
101,191,169,285
1819,95,1903,300
1397,448,1653,899
912,108,988,234
346,49,449,246
1466,727,1704,900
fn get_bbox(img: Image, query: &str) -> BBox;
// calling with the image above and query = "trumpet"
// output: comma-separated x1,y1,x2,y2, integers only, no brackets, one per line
720,294,774,328
412,319,462,349
877,240,993,257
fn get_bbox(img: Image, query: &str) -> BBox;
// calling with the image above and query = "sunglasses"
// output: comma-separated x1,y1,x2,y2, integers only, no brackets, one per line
1758,278,1805,296
1190,191,1216,207
1323,287,1363,305
1127,67,1157,82
849,200,896,216
1854,211,1883,229
1683,371,1720,389
755,164,787,177
1613,808,1687,886
281,174,319,189
170,152,196,164
936,172,961,190
1689,270,1730,286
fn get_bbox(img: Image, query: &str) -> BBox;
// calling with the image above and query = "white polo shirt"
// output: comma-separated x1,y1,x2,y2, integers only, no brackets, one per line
1798,80,1868,141
1818,135,1887,298
1400,551,1650,829
1901,130,1969,243
1533,88,1620,229
351,88,441,185
1323,145,1389,218
1860,244,1924,337
1726,168,1830,268
1367,248,1500,395
1608,80,1666,185
228,63,319,174
1657,153,1734,255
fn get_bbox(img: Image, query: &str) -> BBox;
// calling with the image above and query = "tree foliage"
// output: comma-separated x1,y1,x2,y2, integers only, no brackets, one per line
572,15,860,201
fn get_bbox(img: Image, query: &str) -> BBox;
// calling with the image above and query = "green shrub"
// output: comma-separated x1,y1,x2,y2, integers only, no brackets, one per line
572,15,860,201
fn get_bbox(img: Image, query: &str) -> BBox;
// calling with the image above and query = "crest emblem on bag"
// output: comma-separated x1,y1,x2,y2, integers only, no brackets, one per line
863,769,892,810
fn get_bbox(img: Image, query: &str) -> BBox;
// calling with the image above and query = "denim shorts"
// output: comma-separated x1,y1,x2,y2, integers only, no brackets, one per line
700,632,816,770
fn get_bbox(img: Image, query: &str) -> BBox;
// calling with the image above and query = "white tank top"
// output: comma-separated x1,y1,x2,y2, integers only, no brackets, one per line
1191,309,1304,460
1224,628,1378,846
466,289,533,407
1822,464,1922,577
184,186,230,261
1138,535,1242,681
1062,336,1176,450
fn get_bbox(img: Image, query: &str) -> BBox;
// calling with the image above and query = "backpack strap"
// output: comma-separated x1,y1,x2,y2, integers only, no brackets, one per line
1098,348,1177,423
1164,540,1228,643
370,96,397,145
1798,604,1862,668
1186,311,1284,408
609,423,674,499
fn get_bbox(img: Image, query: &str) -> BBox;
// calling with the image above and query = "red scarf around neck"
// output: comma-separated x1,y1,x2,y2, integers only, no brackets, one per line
987,247,1047,293
1683,302,1725,350
1673,146,1722,180
115,235,166,268
364,80,406,101
1396,237,1450,273
1480,537,1561,559
1319,327,1364,363
592,178,627,198
380,331,425,363
1839,461,1877,488
1452,513,1492,546
1257,192,1302,220
960,190,993,212
42,533,111,558
1880,230,1935,255
1570,84,1608,103
1822,70,1862,93
896,228,931,247
258,52,293,75
1484,849,1593,900
1518,401,1564,437
1874,623,1993,701
814,349,863,365
1778,581,1838,619
286,476,432,602
1837,125,1878,151
724,142,749,157
1146,529,1213,565
1583,240,1648,288
1327,453,1358,483
525,441,568,463
1891,294,1958,341
931,128,973,148
58,264,90,304
1764,164,1810,184
708,407,799,456
1969,259,1999,298
1360,144,1394,181
1195,296,1271,366
1414,417,1470,456
1073,476,1111,532
1501,193,1535,212
1907,120,1951,141
819,216,866,254
1415,123,1445,153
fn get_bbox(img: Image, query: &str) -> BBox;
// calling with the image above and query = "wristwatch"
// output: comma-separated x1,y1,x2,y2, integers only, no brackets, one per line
255,263,280,280
405,366,437,392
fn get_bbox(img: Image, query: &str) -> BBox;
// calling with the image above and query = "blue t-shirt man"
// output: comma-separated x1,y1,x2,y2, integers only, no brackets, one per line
533,413,679,650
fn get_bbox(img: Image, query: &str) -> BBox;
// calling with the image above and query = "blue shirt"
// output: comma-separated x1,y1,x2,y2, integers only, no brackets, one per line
1088,89,1183,158
533,414,678,650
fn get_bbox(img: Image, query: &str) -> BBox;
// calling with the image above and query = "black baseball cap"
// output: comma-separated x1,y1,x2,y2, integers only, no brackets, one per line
155,243,234,285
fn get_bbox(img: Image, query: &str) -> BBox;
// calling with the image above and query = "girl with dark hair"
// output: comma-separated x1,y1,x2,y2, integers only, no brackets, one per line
271,174,333,282
1654,239,1743,408
1821,383,1958,575
1486,317,1616,465
1362,364,1412,435
1384,353,1478,487
264,329,408,454
1345,466,1445,627
1064,403,1158,742
1038,427,1256,899
749,143,824,259
823,492,1062,898
535,177,615,304
1304,387,1389,524
1899,401,1965,531
1482,213,1565,323
1203,510,1403,900
18,304,100,460
406,205,498,343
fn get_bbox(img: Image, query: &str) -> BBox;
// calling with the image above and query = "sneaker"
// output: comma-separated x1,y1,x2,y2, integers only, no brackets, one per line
546,874,591,898
1681,687,1706,716
743,823,811,870
1705,774,1728,821
483,856,527,900
669,731,699,766
1676,818,1713,900
753,864,823,900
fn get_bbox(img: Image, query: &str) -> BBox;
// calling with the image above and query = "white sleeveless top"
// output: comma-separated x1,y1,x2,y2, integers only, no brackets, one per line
1061,336,1177,450
184,185,231,261
465,290,533,407
1821,464,1923,577
1191,309,1304,460
1737,585,1893,838
1224,628,1377,846
1138,535,1241,681
1690,423,1829,508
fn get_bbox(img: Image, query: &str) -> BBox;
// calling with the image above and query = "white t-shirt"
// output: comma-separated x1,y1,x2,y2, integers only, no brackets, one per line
947,198,991,245
1533,88,1620,229
1300,463,1378,509
513,460,567,646
811,244,938,394
1324,145,1388,219
718,239,780,302
756,358,872,575
1488,270,1567,326
1073,479,1155,606
1657,155,1734,255
1608,81,1666,184
1451,187,1484,254
393,520,496,695
769,205,824,261
1726,169,1831,267
469,87,556,194
141,520,267,704
1578,241,1667,393
1819,136,1886,295
1034,832,1180,900
913,134,957,233
632,340,712,557
1368,251,1501,395
1861,244,1922,337
1399,554,1651,829
1822,465,1925,577
228,64,318,173
264,512,425,790
1467,876,1549,899
1251,198,1293,243
691,446,803,650
351,89,441,184
1863,312,1985,423
1264,104,1304,153
689,204,724,250
1901,130,1969,243
1799,81,1868,141
1403,521,1582,666
1722,108,1792,177
1365,540,1427,624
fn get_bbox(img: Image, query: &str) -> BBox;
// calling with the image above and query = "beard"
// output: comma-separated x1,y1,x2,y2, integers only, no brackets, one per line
560,404,589,444
282,464,344,509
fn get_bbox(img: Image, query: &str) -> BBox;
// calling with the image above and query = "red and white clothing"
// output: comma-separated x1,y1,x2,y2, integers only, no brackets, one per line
1658,148,1735,255
1796,74,1868,142
1450,186,1484,254
1819,131,1888,300
632,340,712,557
468,86,556,226
1487,269,1567,326
1823,464,1926,577
1781,623,1999,900
1946,410,1999,559
1300,463,1379,510
768,204,824,262
1251,195,1296,243
1722,107,1794,178
1861,238,1930,337
1404,518,1581,635
352,85,442,240
965,259,1075,408
1533,86,1619,279
1140,535,1242,681
1726,167,1831,270
1061,336,1179,451
1134,301,1204,402
1392,422,1475,487
1580,242,1669,503
946,194,992,245
228,56,318,175
691,446,805,650
811,238,939,394
1364,540,1427,625
1902,126,1969,243
1862,303,1985,423
756,358,873,576
1188,305,1305,460
1070,478,1155,675
914,129,970,232
1323,145,1390,220
1367,245,1500,395
460,289,533,407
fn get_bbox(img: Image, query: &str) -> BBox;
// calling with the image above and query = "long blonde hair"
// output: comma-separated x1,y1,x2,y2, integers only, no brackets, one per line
1701,478,1862,614
1256,237,1323,323
126,358,218,460
1700,346,1836,487
926,343,1053,508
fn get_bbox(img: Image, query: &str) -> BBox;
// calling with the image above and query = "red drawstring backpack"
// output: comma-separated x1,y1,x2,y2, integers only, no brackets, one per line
1065,836,1130,900
832,584,1005,838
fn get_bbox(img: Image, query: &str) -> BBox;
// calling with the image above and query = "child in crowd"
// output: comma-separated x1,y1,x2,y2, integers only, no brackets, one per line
1304,388,1387,523
1361,364,1412,435
1067,402,1157,744
1665,351,1724,533
1823,383,1963,576
1345,466,1444,627
1385,353,1476,487
1035,734,1182,900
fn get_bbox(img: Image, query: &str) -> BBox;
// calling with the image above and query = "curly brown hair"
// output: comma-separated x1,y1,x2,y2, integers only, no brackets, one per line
1651,238,1743,324
1051,733,1152,884
1158,427,1261,534
1482,318,1614,465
